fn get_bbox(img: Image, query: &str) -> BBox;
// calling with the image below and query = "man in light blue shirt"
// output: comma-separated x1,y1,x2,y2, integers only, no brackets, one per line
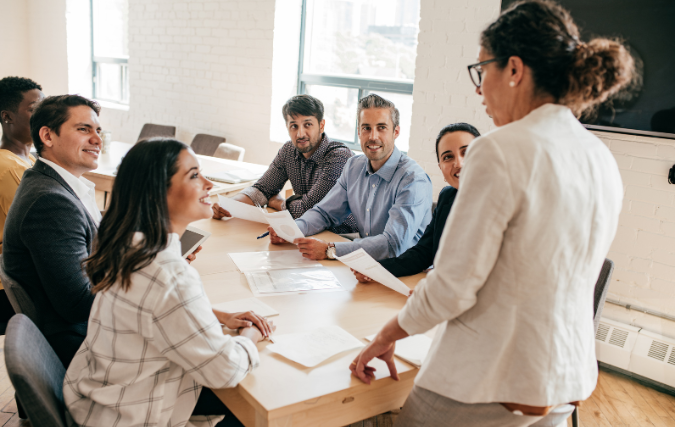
268,94,432,261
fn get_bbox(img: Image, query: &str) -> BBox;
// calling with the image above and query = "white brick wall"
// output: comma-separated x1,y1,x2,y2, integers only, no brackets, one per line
409,0,675,337
100,0,280,166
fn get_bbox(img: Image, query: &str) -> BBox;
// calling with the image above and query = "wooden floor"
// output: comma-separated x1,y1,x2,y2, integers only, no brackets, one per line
0,333,673,427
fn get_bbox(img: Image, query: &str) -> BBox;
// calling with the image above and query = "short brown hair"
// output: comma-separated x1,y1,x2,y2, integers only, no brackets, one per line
481,0,636,117
357,94,400,128
282,94,324,124
30,95,101,155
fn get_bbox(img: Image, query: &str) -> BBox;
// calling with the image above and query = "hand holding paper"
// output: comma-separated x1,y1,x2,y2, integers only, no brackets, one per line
337,249,412,296
263,210,305,243
217,194,268,223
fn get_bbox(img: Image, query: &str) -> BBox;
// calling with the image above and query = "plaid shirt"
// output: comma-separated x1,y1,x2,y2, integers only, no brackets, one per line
240,133,358,234
63,233,259,427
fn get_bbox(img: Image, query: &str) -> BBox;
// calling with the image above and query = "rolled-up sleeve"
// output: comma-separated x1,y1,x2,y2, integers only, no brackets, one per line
398,137,515,335
295,164,353,236
333,172,432,260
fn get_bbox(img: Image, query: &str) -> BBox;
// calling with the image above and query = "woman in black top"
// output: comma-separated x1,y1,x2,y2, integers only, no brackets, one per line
353,123,480,281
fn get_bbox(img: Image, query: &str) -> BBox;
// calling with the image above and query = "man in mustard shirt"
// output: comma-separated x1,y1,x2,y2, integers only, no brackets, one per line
0,76,44,323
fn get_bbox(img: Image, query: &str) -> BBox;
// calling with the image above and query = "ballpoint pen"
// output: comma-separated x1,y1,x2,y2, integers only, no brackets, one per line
257,231,270,239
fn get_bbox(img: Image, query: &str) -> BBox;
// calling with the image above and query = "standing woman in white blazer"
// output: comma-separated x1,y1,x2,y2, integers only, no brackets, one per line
350,1,637,426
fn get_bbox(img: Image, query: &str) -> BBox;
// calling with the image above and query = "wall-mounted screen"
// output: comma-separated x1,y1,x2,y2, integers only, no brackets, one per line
501,0,675,139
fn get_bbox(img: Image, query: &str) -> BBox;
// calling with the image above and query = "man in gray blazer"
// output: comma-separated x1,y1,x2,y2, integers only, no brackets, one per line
2,94,102,368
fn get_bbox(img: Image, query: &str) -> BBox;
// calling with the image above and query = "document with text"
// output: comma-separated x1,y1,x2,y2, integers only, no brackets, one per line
262,210,305,243
337,249,411,296
267,326,365,367
364,333,432,368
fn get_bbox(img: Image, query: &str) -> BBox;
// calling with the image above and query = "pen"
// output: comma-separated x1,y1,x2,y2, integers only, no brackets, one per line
257,231,269,239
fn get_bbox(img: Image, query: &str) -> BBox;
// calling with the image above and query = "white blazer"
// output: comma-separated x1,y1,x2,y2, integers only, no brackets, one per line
398,104,622,406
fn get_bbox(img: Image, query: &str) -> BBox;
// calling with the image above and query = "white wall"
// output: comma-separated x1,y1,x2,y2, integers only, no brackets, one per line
99,0,280,166
2,0,674,337
410,0,675,338
0,0,30,79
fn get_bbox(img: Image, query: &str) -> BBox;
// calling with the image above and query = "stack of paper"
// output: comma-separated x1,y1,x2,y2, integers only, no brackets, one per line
229,251,343,296
206,169,262,184
364,334,432,368
268,326,365,367
337,249,411,296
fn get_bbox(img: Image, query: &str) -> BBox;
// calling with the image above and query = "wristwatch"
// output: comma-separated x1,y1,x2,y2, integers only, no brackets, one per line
326,242,337,260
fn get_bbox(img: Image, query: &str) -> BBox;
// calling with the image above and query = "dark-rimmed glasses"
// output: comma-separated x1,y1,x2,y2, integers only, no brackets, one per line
467,58,499,88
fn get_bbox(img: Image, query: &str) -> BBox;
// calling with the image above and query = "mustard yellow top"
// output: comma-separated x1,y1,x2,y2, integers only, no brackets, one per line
0,149,36,249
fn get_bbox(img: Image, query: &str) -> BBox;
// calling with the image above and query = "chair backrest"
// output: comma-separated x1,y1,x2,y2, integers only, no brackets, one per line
593,258,614,334
137,123,176,142
5,314,67,427
213,142,245,162
191,133,226,156
0,255,40,327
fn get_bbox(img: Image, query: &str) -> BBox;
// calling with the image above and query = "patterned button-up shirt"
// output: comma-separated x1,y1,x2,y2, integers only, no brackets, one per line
240,133,358,234
63,233,259,427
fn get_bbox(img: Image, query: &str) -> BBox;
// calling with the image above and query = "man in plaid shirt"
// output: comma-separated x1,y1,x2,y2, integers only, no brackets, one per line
212,95,358,234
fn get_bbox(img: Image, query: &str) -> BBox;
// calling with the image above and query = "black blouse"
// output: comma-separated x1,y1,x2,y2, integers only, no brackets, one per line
379,186,457,277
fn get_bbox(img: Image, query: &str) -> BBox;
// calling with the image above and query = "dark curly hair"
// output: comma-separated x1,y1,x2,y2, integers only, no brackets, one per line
481,0,636,117
30,94,101,155
0,76,42,113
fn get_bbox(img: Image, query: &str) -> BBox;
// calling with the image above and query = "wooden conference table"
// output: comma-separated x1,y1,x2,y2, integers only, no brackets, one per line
189,212,429,427
84,141,269,196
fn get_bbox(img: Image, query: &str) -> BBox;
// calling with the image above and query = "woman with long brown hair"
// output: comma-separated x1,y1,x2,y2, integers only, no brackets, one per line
350,1,635,425
63,139,273,427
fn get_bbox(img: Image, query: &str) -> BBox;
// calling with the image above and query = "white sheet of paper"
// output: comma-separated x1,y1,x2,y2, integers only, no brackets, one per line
245,267,342,295
337,249,411,296
217,194,268,224
229,251,320,273
267,326,364,367
263,210,305,243
212,297,279,317
365,334,432,368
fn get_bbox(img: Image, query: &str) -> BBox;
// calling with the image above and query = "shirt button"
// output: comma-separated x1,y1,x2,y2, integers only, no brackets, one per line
366,233,369,236
366,208,369,212
372,184,376,188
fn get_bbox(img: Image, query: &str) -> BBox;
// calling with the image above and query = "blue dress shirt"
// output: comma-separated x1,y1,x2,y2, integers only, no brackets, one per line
296,147,433,260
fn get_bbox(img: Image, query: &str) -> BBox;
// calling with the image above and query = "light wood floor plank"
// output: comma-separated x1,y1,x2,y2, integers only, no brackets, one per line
612,373,671,427
602,371,656,426
580,395,613,427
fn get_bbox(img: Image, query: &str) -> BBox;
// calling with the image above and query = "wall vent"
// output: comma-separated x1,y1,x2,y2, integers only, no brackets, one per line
596,323,610,342
609,329,629,348
668,350,675,366
647,341,669,362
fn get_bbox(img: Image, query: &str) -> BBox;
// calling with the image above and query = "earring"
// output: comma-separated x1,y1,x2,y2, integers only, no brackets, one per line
509,81,515,87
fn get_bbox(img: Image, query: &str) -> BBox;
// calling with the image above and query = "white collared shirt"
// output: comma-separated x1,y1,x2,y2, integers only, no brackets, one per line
38,157,102,225
398,104,623,406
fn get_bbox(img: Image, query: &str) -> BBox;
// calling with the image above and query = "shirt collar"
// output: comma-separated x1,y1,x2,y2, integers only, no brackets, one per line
38,157,95,200
365,146,401,182
294,133,331,163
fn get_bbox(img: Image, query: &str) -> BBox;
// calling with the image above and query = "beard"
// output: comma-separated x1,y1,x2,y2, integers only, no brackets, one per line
295,136,321,154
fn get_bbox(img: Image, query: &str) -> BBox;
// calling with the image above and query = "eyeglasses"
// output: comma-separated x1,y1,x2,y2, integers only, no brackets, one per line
467,58,499,88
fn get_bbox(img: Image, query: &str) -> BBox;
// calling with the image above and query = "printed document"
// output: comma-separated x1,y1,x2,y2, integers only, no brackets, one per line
267,326,365,367
217,195,268,223
364,334,432,368
229,251,319,273
337,249,411,296
246,267,342,295
212,297,279,317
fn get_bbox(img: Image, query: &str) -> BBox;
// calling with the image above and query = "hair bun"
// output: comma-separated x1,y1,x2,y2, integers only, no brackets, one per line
565,38,636,116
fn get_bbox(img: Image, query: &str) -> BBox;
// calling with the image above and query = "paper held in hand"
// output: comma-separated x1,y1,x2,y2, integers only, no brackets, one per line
217,195,268,223
267,326,364,367
337,248,411,296
364,334,432,368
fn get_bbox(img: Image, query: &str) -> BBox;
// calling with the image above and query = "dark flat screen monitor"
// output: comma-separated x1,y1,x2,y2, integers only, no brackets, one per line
500,0,675,139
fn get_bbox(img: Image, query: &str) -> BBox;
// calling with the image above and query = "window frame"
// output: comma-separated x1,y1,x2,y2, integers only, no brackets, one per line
296,0,415,152
90,0,130,105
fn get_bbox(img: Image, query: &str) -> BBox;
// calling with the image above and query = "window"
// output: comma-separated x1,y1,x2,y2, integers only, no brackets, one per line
298,0,420,151
91,0,129,104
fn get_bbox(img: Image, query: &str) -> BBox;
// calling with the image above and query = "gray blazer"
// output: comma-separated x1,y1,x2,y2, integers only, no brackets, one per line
2,160,96,337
